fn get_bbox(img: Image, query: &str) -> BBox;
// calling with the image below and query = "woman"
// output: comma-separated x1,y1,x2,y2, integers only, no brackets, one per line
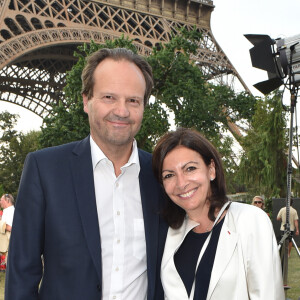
152,128,284,300
252,195,265,210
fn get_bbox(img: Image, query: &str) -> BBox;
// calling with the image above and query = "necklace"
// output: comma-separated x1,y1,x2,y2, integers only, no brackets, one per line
206,223,213,232
193,220,214,233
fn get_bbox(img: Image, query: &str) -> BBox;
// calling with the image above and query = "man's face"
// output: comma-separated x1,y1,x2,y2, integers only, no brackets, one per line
0,196,6,209
83,58,145,150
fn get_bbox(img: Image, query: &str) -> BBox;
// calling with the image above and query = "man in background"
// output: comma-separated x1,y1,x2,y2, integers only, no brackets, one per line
277,199,299,257
0,194,15,265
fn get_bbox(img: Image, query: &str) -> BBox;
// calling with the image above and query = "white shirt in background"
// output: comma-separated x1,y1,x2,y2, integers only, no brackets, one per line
2,205,15,226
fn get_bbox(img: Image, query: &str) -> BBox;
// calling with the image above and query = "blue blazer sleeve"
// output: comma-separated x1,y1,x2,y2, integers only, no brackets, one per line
5,138,102,300
6,152,45,299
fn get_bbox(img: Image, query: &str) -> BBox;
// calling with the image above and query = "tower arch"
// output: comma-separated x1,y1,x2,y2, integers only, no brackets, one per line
0,0,248,118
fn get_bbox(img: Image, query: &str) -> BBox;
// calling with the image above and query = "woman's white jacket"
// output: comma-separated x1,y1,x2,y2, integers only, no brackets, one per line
161,202,284,300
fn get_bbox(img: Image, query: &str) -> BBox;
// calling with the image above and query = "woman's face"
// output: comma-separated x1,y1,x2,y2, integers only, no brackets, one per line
161,145,215,217
253,197,263,208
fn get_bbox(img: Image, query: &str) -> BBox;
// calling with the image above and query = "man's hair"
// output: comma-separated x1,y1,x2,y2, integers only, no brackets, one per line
2,194,14,205
81,48,153,106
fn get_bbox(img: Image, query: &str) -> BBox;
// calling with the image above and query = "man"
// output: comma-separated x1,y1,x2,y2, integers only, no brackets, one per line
277,199,299,257
0,194,15,265
6,48,167,300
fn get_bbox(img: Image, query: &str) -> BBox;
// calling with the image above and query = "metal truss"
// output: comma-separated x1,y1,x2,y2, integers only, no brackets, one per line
0,0,248,119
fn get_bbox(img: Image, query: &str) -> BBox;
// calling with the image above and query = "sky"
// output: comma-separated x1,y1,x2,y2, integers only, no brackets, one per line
1,0,300,132
211,0,300,99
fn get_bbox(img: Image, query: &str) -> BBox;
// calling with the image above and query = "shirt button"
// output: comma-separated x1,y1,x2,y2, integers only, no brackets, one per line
117,239,120,244
115,267,119,271
113,296,116,300
116,182,119,187
117,211,120,216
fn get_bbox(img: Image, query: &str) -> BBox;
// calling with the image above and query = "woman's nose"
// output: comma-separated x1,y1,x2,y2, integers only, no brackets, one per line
176,173,187,190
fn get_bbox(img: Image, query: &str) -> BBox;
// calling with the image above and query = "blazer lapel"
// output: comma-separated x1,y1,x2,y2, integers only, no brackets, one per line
161,218,199,300
138,150,161,299
70,136,102,282
207,216,238,299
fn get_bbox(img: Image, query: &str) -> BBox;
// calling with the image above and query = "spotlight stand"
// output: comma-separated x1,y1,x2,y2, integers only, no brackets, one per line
277,89,300,291
245,33,300,296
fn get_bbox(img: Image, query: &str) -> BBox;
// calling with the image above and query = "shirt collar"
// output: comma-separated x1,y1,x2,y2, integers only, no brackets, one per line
90,136,140,172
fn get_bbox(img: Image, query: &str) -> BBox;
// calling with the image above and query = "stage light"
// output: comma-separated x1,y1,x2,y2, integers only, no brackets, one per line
245,34,300,285
245,33,300,94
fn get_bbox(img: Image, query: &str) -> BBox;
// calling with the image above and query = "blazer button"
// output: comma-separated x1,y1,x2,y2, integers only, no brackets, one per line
97,284,101,291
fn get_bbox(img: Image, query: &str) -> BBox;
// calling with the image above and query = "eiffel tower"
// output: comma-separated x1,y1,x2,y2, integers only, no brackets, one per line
0,0,248,119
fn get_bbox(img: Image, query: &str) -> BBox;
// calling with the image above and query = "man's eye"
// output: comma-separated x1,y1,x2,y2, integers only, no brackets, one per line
129,98,140,104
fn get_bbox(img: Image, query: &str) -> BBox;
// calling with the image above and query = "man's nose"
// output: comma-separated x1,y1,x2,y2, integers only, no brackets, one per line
113,99,130,118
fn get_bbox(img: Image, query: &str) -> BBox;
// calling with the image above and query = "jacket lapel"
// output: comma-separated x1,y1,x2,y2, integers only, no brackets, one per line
70,136,102,282
162,218,199,300
138,150,162,299
207,215,238,299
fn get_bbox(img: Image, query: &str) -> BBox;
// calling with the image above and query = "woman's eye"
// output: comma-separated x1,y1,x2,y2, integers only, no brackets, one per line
162,173,173,180
186,166,196,172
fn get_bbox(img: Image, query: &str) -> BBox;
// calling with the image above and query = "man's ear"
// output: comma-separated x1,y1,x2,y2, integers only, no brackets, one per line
82,94,89,113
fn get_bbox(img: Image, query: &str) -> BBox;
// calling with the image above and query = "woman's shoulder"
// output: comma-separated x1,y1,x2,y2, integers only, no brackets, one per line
227,201,270,226
229,201,264,213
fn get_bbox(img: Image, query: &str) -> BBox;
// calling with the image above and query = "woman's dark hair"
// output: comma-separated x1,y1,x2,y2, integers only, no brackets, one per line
152,127,228,229
81,48,153,106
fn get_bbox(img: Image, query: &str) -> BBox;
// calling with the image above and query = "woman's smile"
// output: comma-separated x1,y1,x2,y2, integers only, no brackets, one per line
178,188,198,199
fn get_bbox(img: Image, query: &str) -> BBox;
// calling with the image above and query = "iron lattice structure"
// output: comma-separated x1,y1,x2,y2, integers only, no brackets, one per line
0,0,248,119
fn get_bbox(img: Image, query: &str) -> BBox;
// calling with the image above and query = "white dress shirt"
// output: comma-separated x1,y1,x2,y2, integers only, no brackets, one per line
90,137,147,300
2,205,15,226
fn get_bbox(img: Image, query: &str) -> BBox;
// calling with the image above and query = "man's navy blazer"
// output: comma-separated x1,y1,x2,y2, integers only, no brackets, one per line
5,136,167,300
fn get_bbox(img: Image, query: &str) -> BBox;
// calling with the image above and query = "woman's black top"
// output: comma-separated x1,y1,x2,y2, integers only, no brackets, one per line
174,217,225,300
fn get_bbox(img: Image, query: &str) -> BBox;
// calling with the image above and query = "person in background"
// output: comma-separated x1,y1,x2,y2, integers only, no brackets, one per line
0,194,15,266
152,127,284,300
5,48,167,300
252,195,265,210
277,198,299,257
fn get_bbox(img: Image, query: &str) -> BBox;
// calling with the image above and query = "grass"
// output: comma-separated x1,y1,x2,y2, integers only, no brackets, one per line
286,247,300,300
0,249,298,300
0,272,4,300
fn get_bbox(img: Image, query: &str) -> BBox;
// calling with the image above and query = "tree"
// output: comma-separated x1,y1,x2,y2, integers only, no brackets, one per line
0,111,41,196
237,91,288,208
39,29,256,155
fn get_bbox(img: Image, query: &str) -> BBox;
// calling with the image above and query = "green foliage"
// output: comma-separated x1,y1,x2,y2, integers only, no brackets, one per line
0,185,5,198
148,29,256,147
238,91,288,200
136,100,169,152
0,111,41,197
